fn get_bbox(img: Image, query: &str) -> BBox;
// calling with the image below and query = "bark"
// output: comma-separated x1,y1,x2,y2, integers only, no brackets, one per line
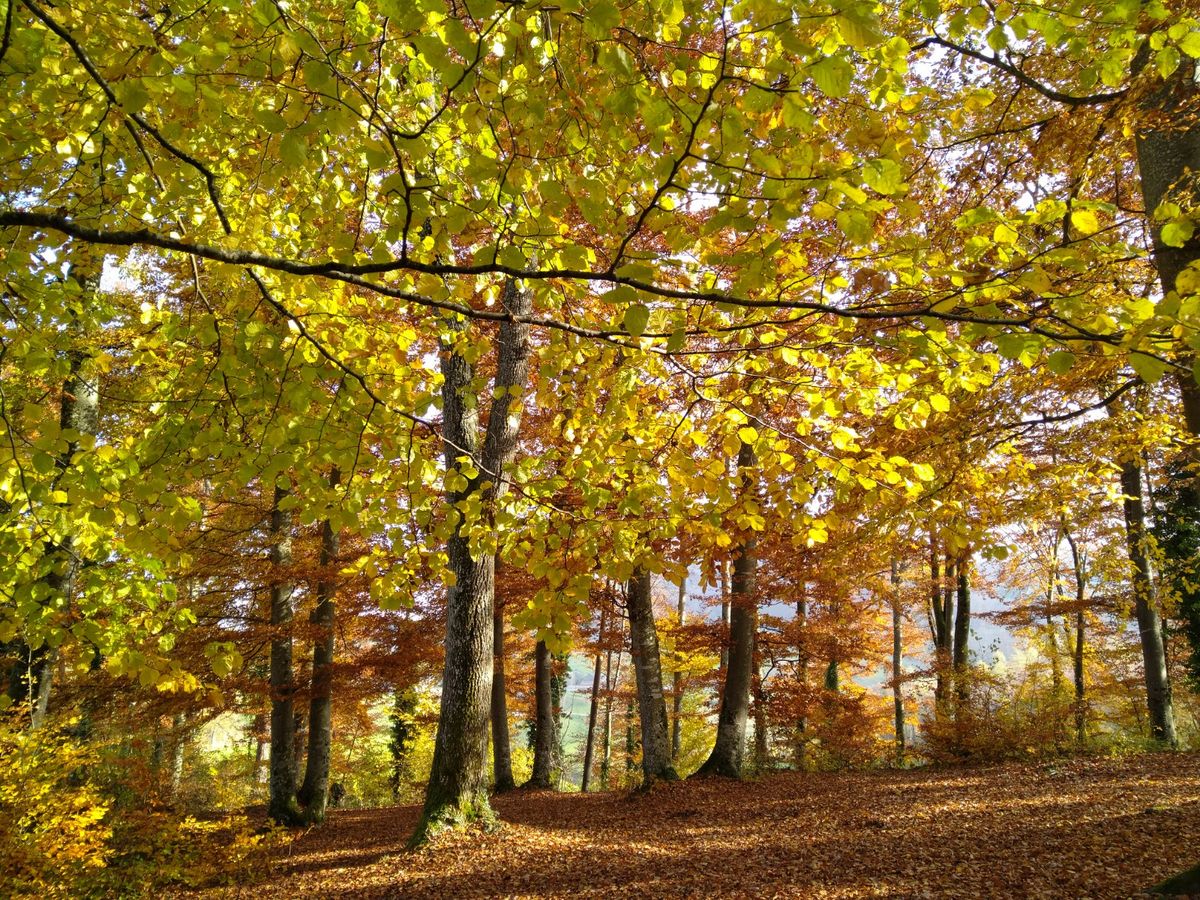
8,275,99,726
891,559,905,763
168,713,188,800
490,595,516,793
719,559,731,674
268,484,299,825
626,569,678,785
671,578,685,760
600,645,614,790
794,593,808,769
297,468,341,822
696,440,758,779
953,556,971,702
415,280,531,843
929,534,949,704
751,631,768,772
1064,526,1088,746
1117,456,1177,745
581,605,606,792
527,639,556,789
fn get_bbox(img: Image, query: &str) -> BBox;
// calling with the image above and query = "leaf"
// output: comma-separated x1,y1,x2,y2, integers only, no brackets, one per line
1046,350,1077,374
809,56,854,98
1070,209,1100,235
623,303,650,336
1130,351,1168,383
1162,219,1195,248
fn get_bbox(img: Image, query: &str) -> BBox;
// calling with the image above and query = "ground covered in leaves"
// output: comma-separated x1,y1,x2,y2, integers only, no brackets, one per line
188,753,1200,898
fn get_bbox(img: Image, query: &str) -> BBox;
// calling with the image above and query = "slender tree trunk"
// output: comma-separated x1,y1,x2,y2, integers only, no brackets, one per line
953,556,971,702
1064,527,1088,746
928,533,947,703
751,631,768,773
794,593,808,769
581,605,607,792
527,639,556,788
891,558,905,763
297,469,340,822
600,646,614,791
268,484,299,825
490,595,515,793
626,569,678,785
9,276,99,726
719,559,731,674
415,280,531,842
1117,455,1178,745
168,713,188,800
671,578,685,760
697,440,758,778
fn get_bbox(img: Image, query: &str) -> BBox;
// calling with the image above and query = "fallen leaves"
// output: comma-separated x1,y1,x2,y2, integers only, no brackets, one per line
180,753,1200,899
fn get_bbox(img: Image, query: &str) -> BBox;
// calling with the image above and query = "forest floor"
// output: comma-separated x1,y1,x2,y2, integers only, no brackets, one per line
189,752,1200,899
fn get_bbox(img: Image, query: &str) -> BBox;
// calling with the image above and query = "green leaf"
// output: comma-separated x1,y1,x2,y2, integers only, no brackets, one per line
1046,350,1076,374
623,303,650,336
1180,30,1200,58
1130,351,1168,383
1162,219,1195,248
809,56,853,98
863,159,903,195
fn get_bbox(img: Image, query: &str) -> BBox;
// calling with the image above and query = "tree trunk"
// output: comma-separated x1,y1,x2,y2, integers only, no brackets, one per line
490,597,515,793
751,631,768,773
581,605,606,792
671,577,685,760
600,645,614,790
8,271,99,726
696,440,757,779
891,559,905,763
297,468,340,822
953,556,971,702
268,484,299,825
1117,456,1177,745
794,593,808,769
719,559,731,674
527,639,556,789
929,532,948,704
626,569,678,785
1064,526,1087,746
415,280,531,843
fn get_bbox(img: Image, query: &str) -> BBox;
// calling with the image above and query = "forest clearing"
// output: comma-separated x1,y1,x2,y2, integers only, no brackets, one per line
185,754,1200,899
7,0,1200,896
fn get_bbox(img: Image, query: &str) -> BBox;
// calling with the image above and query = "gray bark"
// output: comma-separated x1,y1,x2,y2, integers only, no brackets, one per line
1064,526,1087,746
953,556,970,702
626,569,678,785
1118,456,1177,745
490,594,515,792
527,639,556,788
298,468,340,822
891,559,905,762
581,606,605,792
268,484,299,824
696,440,757,778
671,578,685,760
416,280,531,841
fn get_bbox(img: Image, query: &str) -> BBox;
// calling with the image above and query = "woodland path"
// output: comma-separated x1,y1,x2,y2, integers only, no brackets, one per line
190,753,1200,899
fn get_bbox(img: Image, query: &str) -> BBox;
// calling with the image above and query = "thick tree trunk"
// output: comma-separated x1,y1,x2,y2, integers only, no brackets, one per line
696,441,757,779
1117,457,1177,745
490,597,515,793
298,469,340,822
626,569,678,785
891,559,905,763
415,280,531,843
527,639,556,788
671,578,685,760
268,484,299,825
